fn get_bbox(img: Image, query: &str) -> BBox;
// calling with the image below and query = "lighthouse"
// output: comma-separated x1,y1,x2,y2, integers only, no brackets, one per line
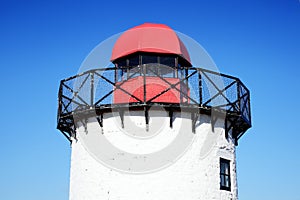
57,23,251,200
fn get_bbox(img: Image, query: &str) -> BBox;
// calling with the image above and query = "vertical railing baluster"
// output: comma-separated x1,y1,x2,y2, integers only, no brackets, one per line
143,65,146,103
185,67,188,88
114,66,117,83
247,90,251,125
90,72,94,107
237,80,241,113
57,80,63,123
199,69,203,106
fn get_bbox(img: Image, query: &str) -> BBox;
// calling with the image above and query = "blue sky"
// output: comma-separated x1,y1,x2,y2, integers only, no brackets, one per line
0,0,299,199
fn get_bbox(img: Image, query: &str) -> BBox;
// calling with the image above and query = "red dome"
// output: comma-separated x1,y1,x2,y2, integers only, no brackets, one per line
111,23,191,64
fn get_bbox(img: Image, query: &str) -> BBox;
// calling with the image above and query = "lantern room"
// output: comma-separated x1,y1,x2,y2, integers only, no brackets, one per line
111,23,191,104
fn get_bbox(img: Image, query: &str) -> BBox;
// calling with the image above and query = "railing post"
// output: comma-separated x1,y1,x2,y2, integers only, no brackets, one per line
247,92,251,125
185,67,188,88
199,69,203,106
237,80,241,113
90,72,94,107
57,81,63,122
143,64,146,103
114,66,117,83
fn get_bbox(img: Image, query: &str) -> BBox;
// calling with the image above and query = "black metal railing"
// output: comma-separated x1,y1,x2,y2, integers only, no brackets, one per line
57,65,251,143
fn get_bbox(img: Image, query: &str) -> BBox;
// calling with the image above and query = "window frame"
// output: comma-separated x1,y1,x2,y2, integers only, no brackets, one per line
220,158,231,191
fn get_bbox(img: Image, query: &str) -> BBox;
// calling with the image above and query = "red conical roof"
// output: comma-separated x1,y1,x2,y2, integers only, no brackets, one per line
111,23,191,64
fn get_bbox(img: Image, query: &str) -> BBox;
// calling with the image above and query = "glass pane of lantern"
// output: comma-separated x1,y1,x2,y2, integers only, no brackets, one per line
178,67,184,79
128,66,141,78
146,64,159,76
160,56,175,67
122,68,128,80
142,55,158,64
117,59,127,67
160,65,175,78
128,55,139,66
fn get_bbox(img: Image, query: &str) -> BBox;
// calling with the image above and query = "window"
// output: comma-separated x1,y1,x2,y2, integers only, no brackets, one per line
159,65,174,78
117,59,127,67
220,158,231,191
142,55,158,64
128,55,139,66
160,56,175,67
128,66,141,78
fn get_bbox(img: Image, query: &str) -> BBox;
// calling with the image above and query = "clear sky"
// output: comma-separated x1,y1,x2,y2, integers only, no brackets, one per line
0,0,299,199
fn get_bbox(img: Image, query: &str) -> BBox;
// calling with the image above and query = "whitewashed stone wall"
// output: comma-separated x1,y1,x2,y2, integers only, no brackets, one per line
69,111,237,200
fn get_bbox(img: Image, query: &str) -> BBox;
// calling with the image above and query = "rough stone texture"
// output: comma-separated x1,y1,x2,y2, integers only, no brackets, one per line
69,111,237,200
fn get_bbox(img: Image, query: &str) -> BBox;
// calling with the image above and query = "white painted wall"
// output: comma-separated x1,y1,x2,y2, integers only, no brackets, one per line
69,111,237,200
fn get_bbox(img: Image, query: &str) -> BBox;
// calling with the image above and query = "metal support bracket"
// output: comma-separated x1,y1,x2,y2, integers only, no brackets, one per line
119,109,124,128
78,118,88,134
169,110,174,128
60,130,72,143
211,115,218,132
191,112,199,133
96,113,104,134
145,106,149,131
96,113,103,128
225,118,229,139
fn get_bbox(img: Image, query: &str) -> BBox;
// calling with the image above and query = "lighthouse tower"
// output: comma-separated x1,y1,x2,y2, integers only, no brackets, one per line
57,23,251,200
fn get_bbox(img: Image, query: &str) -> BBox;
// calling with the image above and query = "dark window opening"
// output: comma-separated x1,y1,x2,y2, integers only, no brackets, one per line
117,59,127,67
128,55,139,66
220,158,231,191
142,55,158,64
160,56,175,67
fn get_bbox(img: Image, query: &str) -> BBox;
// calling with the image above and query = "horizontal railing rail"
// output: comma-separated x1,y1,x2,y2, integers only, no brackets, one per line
57,65,251,143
